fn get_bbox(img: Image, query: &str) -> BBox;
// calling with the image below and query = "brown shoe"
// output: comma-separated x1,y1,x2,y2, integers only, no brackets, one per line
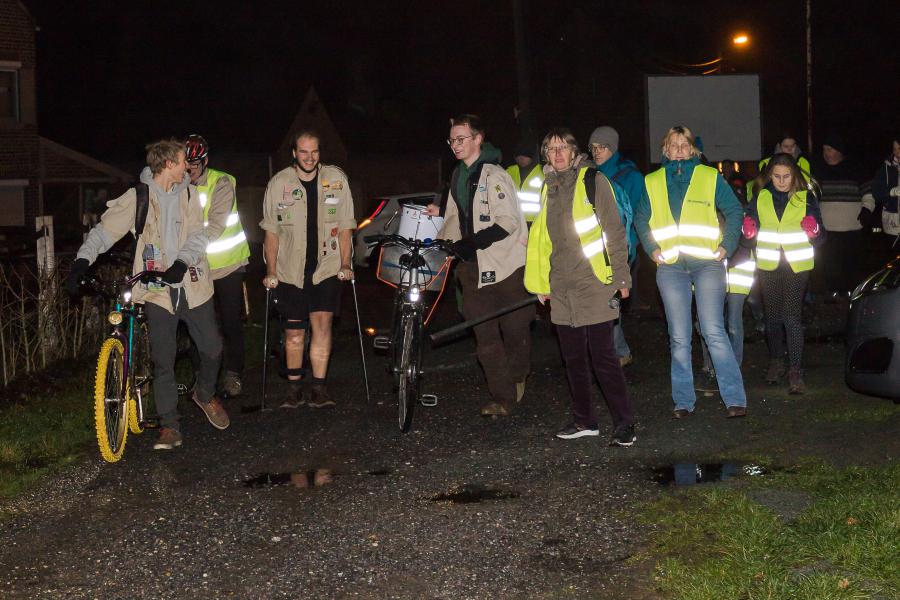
726,406,747,418
672,409,693,419
480,401,511,417
307,384,336,409
194,394,230,430
153,427,183,450
788,368,806,395
619,354,633,367
765,359,785,385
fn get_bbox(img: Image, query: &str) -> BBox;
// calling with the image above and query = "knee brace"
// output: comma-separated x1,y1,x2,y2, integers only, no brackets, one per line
283,318,309,330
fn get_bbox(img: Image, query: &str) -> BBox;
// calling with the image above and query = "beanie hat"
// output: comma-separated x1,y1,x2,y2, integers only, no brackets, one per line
588,126,619,154
822,132,846,155
514,142,536,159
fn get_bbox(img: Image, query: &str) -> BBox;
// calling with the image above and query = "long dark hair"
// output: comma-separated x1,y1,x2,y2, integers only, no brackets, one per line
753,153,810,199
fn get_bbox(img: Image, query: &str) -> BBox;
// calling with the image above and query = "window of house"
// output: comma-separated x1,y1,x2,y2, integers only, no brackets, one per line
0,68,20,121
0,181,27,226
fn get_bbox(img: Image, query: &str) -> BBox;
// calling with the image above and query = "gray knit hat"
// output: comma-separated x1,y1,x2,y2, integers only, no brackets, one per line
588,126,619,154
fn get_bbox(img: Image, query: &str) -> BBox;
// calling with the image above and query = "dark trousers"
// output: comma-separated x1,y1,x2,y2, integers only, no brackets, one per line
213,269,246,374
821,230,862,294
759,263,809,369
456,263,533,406
556,320,634,430
146,293,222,430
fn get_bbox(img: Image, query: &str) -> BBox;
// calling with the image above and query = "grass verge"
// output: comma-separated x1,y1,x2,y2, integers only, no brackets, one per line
641,461,900,599
0,362,95,498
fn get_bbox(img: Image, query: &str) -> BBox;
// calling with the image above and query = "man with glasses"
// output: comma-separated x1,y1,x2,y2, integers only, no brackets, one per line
260,130,356,409
184,134,251,398
435,114,533,417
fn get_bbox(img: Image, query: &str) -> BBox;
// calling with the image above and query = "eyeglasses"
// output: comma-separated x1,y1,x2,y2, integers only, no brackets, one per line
546,144,570,154
447,135,474,147
590,144,611,152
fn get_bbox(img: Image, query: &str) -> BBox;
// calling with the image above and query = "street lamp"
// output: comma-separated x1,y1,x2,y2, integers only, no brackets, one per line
732,33,750,47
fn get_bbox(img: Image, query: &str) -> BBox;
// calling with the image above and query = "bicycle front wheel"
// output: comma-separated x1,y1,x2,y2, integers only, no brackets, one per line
94,338,129,463
397,313,422,433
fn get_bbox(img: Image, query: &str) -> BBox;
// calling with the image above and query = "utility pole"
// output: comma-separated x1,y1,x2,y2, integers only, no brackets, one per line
806,0,813,154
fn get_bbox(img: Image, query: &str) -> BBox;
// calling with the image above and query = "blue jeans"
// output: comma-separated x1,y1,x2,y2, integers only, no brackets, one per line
700,291,747,370
657,262,747,411
613,316,630,358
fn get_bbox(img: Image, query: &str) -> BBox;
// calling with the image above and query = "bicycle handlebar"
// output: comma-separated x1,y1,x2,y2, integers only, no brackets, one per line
80,270,167,297
363,234,458,258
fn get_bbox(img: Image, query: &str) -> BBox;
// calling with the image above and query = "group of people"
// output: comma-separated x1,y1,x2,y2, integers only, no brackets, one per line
65,117,898,451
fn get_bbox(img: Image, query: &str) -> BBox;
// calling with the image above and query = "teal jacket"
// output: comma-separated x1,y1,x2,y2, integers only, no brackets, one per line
634,157,744,267
596,152,642,262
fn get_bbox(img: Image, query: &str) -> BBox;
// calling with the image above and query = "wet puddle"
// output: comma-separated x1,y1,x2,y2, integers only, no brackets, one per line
243,469,333,489
653,463,767,486
429,484,520,504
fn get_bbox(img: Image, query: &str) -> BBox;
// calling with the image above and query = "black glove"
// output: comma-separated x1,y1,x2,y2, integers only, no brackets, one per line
65,258,90,296
161,260,188,285
450,237,479,262
857,207,874,228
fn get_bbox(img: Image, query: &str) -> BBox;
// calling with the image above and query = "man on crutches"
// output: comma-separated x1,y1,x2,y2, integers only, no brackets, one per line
260,130,356,408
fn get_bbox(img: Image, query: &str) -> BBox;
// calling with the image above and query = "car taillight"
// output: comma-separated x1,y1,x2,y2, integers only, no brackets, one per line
358,199,388,229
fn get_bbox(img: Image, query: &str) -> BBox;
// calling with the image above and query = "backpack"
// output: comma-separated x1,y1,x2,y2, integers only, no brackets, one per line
134,182,150,237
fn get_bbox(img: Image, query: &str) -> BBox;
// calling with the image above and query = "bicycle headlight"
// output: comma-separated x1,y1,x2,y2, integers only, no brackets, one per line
107,311,123,325
122,290,132,303
408,286,420,302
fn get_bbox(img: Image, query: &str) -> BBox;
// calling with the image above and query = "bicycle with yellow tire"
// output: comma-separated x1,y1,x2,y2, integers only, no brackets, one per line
80,270,163,462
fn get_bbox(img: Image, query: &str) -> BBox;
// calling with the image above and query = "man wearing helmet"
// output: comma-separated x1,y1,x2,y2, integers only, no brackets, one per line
185,135,251,398
259,130,356,408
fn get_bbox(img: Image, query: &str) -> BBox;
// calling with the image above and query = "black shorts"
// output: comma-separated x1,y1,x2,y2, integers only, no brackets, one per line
274,276,342,321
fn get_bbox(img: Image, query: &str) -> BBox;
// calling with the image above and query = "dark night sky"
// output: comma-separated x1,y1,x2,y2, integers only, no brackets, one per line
22,0,900,174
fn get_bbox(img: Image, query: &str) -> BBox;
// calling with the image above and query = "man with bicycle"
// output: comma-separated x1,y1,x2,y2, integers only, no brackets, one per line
260,130,356,408
67,139,230,450
433,114,534,417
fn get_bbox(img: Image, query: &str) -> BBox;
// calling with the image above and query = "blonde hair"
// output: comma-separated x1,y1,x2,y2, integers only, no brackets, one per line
661,125,700,159
145,139,184,175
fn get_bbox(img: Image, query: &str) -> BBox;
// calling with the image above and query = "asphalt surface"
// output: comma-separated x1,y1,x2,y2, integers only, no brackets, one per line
2,268,897,599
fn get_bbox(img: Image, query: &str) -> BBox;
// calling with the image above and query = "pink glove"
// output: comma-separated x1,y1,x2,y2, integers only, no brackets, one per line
742,216,758,239
801,215,819,238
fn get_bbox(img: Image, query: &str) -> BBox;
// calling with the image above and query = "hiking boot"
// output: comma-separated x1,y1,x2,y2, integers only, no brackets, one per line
153,427,182,450
480,401,512,417
695,370,718,397
193,394,230,430
222,371,242,398
609,424,637,447
280,383,306,409
788,368,806,395
307,384,336,409
618,354,634,367
556,423,599,439
726,405,747,418
765,359,785,385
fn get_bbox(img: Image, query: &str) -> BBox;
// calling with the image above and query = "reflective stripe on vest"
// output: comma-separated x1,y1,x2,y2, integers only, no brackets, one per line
726,256,756,295
756,189,814,273
525,166,613,294
507,163,544,222
198,168,251,270
645,165,721,264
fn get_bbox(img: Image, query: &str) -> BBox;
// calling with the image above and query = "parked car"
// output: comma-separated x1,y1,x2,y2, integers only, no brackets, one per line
845,256,900,399
353,192,440,267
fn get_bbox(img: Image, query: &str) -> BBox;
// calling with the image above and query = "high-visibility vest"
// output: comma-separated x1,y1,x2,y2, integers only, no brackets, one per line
755,189,814,273
748,155,811,198
507,163,544,222
525,166,613,294
198,168,251,271
726,254,756,295
645,165,722,264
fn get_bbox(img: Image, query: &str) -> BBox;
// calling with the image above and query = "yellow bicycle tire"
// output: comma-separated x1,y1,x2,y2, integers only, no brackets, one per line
94,338,129,463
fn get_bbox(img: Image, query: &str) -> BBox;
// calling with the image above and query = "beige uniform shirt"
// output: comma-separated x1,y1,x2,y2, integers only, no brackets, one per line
260,164,356,288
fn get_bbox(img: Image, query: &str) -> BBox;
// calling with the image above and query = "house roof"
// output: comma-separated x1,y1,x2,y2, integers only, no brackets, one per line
40,137,133,183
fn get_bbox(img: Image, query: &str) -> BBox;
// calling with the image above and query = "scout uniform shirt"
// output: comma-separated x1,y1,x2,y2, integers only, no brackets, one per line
260,164,356,288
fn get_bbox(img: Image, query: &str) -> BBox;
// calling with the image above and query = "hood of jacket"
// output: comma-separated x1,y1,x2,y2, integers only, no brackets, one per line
139,167,191,274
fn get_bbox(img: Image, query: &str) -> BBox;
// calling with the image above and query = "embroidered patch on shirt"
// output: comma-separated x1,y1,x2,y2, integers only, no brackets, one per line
327,207,336,215
481,271,496,284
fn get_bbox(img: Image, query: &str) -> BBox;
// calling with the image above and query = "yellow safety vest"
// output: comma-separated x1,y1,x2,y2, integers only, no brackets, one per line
755,189,814,273
747,155,812,198
525,167,613,294
645,165,722,264
199,168,251,271
726,253,756,295
506,163,544,223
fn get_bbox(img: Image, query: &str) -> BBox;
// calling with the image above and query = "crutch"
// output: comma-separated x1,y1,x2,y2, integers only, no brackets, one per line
344,270,371,406
261,287,271,410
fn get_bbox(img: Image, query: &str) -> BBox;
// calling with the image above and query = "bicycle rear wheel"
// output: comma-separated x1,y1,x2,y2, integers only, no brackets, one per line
94,337,129,463
397,313,422,433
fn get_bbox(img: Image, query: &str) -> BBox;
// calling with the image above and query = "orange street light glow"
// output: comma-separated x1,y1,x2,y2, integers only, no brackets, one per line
733,34,749,45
